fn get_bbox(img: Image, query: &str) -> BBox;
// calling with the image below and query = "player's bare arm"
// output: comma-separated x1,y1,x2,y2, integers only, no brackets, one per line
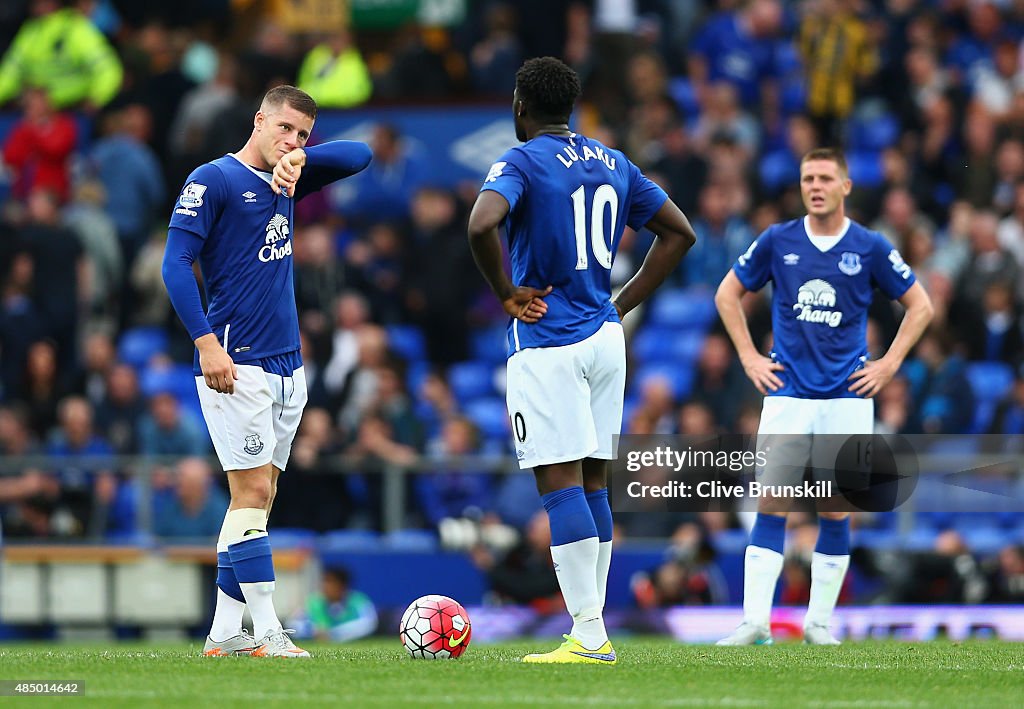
467,189,551,324
195,332,239,395
848,281,933,397
272,148,306,196
611,199,696,318
715,269,784,395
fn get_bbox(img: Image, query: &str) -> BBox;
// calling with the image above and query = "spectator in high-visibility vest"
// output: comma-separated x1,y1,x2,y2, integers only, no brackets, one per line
297,28,373,109
0,0,123,110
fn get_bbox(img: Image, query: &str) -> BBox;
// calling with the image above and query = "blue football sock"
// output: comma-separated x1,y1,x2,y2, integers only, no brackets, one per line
815,517,850,556
750,513,786,555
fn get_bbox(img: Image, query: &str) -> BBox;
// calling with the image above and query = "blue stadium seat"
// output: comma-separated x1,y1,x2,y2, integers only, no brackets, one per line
319,529,380,552
464,397,509,440
140,363,197,400
406,360,433,398
959,525,1010,555
780,78,806,115
648,289,717,330
448,361,495,402
631,363,695,400
849,112,900,152
632,328,707,366
118,327,168,369
382,528,439,552
853,528,900,551
469,324,508,364
759,150,800,194
711,528,749,555
270,528,317,549
775,42,803,76
668,77,700,119
965,361,1014,403
846,152,884,188
385,324,427,362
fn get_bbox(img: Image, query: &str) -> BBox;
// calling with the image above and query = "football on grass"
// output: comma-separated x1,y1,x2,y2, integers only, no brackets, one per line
399,594,472,659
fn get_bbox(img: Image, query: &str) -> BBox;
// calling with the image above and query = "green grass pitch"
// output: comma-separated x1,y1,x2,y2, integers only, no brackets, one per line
0,638,1021,707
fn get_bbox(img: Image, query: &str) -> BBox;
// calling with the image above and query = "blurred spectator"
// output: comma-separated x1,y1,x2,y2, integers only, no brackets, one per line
329,124,427,224
2,87,77,203
347,221,406,324
137,391,209,458
985,544,1024,603
0,0,123,110
0,251,43,400
971,38,1021,122
63,179,123,331
469,2,522,97
22,339,70,437
996,182,1024,269
677,401,717,435
471,509,562,611
20,188,84,368
75,330,116,406
693,332,753,429
989,371,1024,435
688,0,782,114
404,187,483,365
908,328,974,434
959,281,1023,364
958,105,998,209
416,416,492,528
692,82,760,158
274,406,352,531
128,228,171,328
322,292,372,412
289,566,378,642
294,224,355,335
44,395,117,537
297,29,372,109
875,372,918,434
870,187,934,253
799,0,879,144
632,523,726,607
94,362,144,453
682,183,754,289
951,210,1019,321
152,456,227,539
88,103,165,270
650,122,707,217
877,530,988,603
376,26,466,100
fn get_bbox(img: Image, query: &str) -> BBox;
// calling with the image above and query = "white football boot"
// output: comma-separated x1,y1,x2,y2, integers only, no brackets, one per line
803,624,841,645
251,628,311,658
716,623,774,646
203,630,258,656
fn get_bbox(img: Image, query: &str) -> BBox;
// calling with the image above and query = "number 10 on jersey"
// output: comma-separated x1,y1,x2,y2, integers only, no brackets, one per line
572,184,618,270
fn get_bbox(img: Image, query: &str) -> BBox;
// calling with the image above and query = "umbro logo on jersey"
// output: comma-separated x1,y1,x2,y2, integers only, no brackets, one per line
242,191,257,202
784,253,800,265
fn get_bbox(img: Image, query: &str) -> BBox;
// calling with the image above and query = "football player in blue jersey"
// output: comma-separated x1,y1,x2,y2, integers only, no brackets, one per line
162,85,371,658
468,57,696,664
715,148,933,645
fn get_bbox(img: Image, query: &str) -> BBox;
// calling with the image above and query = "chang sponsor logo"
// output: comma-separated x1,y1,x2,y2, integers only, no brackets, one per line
793,279,843,327
259,213,292,262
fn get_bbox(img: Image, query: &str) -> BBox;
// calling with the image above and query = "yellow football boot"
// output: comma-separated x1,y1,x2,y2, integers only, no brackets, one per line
521,634,617,665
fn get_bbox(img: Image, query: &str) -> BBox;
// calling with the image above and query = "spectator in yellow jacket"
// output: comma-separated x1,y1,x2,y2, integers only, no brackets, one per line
297,29,373,109
0,0,123,110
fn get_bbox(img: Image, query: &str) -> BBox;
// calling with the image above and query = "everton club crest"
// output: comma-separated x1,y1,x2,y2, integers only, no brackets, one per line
838,252,862,276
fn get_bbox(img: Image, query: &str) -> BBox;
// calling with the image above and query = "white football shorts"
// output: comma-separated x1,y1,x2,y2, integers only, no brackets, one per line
506,321,626,469
196,364,308,472
756,395,874,487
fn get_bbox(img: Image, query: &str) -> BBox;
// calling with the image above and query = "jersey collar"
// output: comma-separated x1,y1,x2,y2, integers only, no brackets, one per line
228,153,273,186
803,216,850,253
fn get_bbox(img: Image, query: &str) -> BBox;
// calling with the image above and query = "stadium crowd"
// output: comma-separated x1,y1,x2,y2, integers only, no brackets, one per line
0,0,1023,606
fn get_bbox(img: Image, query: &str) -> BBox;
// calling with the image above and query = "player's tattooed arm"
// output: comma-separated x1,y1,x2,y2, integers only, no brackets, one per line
848,281,933,397
715,270,784,395
468,190,551,324
613,198,696,318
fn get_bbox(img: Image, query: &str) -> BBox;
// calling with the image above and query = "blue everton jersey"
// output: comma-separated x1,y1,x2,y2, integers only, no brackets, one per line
733,217,916,399
168,154,299,363
481,133,667,356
